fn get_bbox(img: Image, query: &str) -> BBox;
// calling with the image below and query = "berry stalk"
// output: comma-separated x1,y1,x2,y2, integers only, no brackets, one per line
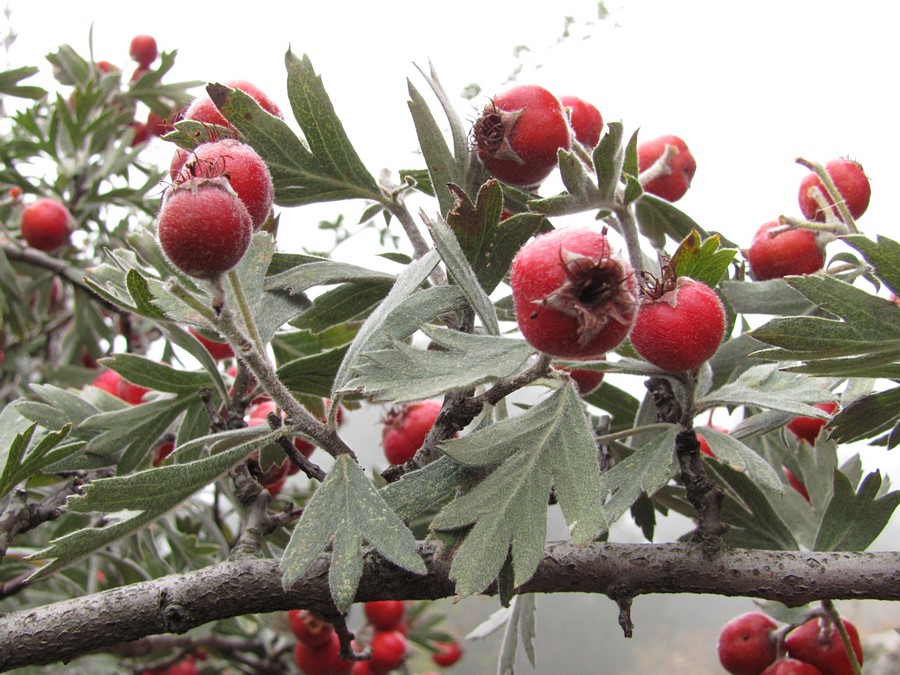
795,157,860,234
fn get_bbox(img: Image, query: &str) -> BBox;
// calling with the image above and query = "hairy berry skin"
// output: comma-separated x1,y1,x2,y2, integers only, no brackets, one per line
717,611,778,675
20,198,72,252
473,84,572,188
382,402,442,465
638,135,696,202
368,630,408,673
747,221,825,281
786,402,838,445
784,617,863,675
761,659,824,675
184,79,283,130
798,159,870,222
288,609,334,648
510,227,637,358
157,178,252,279
293,631,354,675
630,277,725,372
431,640,463,667
151,441,175,467
560,95,603,148
189,327,234,360
116,377,150,405
128,35,158,67
92,369,123,397
555,362,605,396
364,600,406,631
176,139,274,229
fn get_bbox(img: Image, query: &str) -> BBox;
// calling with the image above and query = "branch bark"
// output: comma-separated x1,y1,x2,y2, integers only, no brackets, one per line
1,541,899,670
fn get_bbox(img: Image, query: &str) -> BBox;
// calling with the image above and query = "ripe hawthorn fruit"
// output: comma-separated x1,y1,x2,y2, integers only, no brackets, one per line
559,95,603,148
91,369,123,397
293,630,355,675
510,226,637,359
128,34,158,67
747,221,825,281
784,617,863,675
363,600,406,631
248,399,326,462
761,659,825,675
368,630,408,673
638,134,696,202
151,441,175,467
189,327,234,360
629,272,725,372
555,361,605,396
472,84,572,188
20,198,72,252
431,640,463,667
174,139,274,229
184,79,283,130
786,402,838,445
157,177,253,279
288,609,334,648
783,466,811,502
717,611,778,675
116,377,150,405
798,159,870,222
381,402,442,465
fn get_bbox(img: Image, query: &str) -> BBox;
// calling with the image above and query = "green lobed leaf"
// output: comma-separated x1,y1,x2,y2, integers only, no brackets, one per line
98,354,213,394
276,345,350,398
634,193,708,249
381,455,471,522
582,381,640,432
594,121,626,202
345,325,533,403
293,279,393,334
280,454,427,612
828,387,900,448
841,233,900,296
0,65,46,99
814,470,900,551
264,259,394,296
407,78,458,216
671,230,737,288
431,384,605,597
696,426,783,492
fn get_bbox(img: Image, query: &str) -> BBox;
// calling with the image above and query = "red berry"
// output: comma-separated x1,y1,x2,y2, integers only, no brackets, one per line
176,139,274,229
351,661,376,675
638,134,696,202
368,630,407,673
717,611,778,675
783,466,811,502
146,111,170,137
167,657,200,675
761,659,824,675
785,617,863,675
157,178,253,279
560,95,603,148
363,600,406,631
786,402,838,445
293,631,354,675
288,609,335,648
152,441,175,467
747,221,825,281
381,401,442,465
189,327,234,360
116,377,150,405
184,79,283,130
130,65,151,83
431,640,463,667
129,35,158,67
630,275,725,372
798,159,870,222
95,60,118,74
510,226,637,359
555,362,605,395
129,121,150,146
472,84,572,188
20,198,72,252
92,369,122,397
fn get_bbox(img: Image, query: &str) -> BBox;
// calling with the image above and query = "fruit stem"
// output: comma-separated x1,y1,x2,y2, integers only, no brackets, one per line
795,157,860,234
226,269,265,356
594,422,677,445
612,205,647,278
637,143,678,186
776,215,848,237
821,599,863,675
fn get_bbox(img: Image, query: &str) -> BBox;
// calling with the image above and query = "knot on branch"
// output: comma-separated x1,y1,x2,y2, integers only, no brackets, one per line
157,590,194,634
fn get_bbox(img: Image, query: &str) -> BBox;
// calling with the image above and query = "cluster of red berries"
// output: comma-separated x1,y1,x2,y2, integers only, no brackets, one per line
139,653,202,675
746,159,870,281
718,611,863,675
156,81,278,280
289,601,463,674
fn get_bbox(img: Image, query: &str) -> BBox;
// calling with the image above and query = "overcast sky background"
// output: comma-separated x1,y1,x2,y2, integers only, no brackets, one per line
4,2,899,671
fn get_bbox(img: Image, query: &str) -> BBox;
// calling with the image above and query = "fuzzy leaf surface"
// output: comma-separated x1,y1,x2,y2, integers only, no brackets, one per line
814,470,900,551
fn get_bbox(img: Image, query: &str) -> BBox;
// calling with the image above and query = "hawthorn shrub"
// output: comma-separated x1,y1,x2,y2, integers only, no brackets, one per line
0,34,898,674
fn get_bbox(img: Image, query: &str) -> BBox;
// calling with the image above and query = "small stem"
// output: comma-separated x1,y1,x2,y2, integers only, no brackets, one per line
594,423,676,445
821,600,863,675
226,269,265,355
612,205,646,279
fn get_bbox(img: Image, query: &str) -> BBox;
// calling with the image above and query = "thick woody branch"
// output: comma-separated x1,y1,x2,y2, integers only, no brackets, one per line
1,541,898,670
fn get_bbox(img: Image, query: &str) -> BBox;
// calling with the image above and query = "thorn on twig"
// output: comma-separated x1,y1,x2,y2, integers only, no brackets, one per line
616,596,634,638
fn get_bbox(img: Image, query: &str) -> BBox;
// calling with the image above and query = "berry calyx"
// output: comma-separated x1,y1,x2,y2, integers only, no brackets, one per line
431,640,463,667
382,402,442,465
747,221,825,281
288,609,334,648
630,270,726,372
20,198,72,252
157,177,253,279
174,139,274,229
559,95,603,148
784,617,863,675
638,134,696,202
368,630,407,673
761,659,825,675
363,600,406,631
128,35,158,67
472,84,572,188
189,327,234,360
717,611,778,675
184,79,283,131
510,226,637,359
798,159,870,223
786,402,838,445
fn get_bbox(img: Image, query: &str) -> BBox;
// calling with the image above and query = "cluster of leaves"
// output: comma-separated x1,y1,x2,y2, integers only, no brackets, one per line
1,38,899,673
